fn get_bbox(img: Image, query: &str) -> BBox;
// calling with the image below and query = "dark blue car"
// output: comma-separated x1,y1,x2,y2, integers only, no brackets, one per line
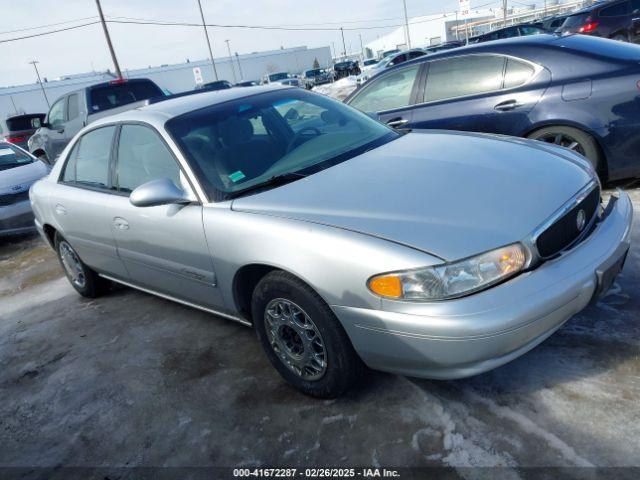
345,34,640,181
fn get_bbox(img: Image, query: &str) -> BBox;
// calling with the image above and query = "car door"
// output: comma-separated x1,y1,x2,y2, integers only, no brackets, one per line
64,92,86,146
44,96,68,161
50,125,128,278
409,54,549,136
107,123,222,308
346,63,423,129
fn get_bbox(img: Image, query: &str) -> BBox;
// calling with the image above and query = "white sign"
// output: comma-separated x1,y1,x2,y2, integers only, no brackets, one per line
193,67,203,85
459,0,471,19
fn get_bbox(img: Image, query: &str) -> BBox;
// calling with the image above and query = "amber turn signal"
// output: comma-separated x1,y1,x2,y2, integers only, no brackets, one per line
368,275,403,298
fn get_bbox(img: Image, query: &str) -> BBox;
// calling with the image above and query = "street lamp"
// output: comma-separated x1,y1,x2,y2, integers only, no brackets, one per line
225,39,237,83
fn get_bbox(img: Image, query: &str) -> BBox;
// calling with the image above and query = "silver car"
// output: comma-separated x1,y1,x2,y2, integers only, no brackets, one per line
0,142,49,236
29,86,633,398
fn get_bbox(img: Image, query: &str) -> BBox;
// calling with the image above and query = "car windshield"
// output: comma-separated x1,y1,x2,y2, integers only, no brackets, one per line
0,144,33,170
89,81,163,113
166,89,397,200
269,73,289,82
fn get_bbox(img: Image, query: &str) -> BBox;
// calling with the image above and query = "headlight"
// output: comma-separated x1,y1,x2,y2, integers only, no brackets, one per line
367,243,527,301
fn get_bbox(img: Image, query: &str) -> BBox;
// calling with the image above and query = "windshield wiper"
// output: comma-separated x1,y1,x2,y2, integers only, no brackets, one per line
230,172,308,198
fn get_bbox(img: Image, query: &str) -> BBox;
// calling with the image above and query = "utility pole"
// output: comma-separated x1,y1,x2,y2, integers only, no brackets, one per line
359,33,365,60
95,0,122,79
455,11,459,40
196,0,218,81
402,0,411,49
225,40,237,83
340,27,346,57
543,0,547,17
28,61,50,108
503,0,508,27
235,52,244,80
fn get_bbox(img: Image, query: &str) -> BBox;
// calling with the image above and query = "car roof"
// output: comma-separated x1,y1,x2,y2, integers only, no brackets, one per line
89,85,291,126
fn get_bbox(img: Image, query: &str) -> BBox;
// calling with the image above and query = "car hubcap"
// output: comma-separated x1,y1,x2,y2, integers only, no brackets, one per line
264,298,327,381
59,241,86,288
536,132,586,156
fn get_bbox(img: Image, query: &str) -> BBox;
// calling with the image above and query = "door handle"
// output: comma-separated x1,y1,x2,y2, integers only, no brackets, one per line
386,117,409,128
113,217,129,230
55,204,67,216
494,100,523,111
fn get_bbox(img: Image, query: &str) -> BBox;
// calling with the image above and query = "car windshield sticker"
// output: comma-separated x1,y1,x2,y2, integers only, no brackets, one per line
0,148,15,156
229,171,246,183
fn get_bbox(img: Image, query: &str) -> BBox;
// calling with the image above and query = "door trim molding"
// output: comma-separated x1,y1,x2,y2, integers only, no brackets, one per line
99,274,252,327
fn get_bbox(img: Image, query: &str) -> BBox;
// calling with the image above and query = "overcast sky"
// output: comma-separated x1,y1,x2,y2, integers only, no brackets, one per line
0,0,504,88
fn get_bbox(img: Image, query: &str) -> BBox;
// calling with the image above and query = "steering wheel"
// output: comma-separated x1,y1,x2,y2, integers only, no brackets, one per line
285,127,322,153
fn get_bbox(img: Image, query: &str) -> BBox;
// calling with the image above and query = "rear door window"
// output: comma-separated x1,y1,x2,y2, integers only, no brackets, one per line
67,94,80,120
599,1,630,16
348,64,421,113
503,58,536,88
424,55,505,102
62,126,115,188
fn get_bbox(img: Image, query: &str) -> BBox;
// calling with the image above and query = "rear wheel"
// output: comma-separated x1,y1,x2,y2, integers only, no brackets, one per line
252,271,364,398
527,126,603,173
54,233,109,298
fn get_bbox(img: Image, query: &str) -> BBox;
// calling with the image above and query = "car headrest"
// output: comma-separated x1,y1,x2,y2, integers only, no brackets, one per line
219,117,254,147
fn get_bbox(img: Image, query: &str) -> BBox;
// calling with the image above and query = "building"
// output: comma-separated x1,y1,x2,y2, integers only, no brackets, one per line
0,45,332,120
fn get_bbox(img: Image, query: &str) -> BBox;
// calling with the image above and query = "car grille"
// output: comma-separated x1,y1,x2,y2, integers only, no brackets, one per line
536,185,600,258
0,190,30,206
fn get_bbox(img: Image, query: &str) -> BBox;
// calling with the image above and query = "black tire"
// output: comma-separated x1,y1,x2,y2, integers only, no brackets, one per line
252,271,364,398
54,232,109,298
527,126,603,173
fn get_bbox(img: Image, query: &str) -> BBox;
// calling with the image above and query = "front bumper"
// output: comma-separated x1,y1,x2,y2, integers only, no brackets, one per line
332,191,634,379
0,199,35,237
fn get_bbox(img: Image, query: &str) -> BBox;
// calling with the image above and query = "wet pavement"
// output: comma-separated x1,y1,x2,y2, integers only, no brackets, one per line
0,188,639,471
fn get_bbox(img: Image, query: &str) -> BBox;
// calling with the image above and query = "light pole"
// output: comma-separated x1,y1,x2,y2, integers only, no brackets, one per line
196,0,218,81
29,61,50,108
503,0,508,27
402,0,411,49
235,52,244,80
340,27,346,57
225,40,237,83
95,0,122,79
359,33,364,61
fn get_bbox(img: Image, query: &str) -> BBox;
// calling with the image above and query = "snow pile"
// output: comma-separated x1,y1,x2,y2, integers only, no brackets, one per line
312,76,358,101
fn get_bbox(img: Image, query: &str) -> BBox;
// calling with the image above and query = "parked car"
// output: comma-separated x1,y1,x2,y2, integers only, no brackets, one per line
332,60,361,80
557,0,640,42
345,34,640,182
424,40,465,53
362,59,379,67
302,68,333,89
1,114,45,150
29,78,164,164
469,24,547,43
236,80,260,87
196,80,233,91
30,86,632,398
1,142,49,237
358,49,427,84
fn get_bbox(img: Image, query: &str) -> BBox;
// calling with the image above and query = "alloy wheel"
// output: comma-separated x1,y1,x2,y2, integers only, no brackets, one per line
59,241,86,288
264,298,327,381
535,131,586,156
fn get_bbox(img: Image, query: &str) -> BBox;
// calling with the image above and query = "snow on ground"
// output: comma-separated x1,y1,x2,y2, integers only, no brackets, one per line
312,76,358,101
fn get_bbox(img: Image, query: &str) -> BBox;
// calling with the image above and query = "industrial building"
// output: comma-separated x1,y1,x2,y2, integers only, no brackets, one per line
0,45,332,120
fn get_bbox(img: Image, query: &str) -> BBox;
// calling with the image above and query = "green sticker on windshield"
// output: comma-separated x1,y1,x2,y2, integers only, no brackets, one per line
229,171,246,183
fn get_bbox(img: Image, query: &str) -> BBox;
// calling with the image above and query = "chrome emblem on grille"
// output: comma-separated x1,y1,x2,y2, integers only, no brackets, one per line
576,209,587,232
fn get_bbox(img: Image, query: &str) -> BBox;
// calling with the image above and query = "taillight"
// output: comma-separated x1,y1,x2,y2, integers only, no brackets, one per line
6,135,26,143
579,21,598,33
108,78,127,85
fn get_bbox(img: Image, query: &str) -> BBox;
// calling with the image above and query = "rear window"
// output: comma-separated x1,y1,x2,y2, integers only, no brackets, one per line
89,81,163,113
5,115,43,131
562,13,590,28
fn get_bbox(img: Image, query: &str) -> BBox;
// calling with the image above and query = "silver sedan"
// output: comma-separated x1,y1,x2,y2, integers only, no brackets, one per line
29,86,633,398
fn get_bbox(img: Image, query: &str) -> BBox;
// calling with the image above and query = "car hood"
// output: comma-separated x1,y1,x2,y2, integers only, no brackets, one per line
0,160,49,194
232,131,593,261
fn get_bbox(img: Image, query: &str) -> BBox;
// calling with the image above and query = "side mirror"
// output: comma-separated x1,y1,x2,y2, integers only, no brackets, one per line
130,178,191,207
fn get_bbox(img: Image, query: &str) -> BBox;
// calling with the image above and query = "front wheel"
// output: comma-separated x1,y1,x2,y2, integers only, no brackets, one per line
527,126,603,174
252,271,364,398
